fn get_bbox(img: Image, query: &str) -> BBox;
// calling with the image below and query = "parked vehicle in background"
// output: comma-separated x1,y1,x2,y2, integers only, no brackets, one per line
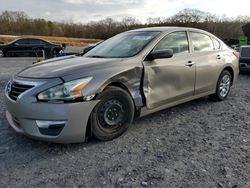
5,27,239,143
239,45,250,72
0,38,63,58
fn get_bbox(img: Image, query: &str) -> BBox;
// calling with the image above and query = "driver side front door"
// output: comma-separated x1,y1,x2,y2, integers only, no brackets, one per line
143,31,195,109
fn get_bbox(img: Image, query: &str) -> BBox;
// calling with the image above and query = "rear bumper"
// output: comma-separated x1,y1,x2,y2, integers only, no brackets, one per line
5,90,98,143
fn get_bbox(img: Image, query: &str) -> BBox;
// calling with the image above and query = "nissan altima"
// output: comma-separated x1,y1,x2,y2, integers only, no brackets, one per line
5,27,239,143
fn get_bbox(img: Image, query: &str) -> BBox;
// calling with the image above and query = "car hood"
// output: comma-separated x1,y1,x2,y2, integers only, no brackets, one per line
17,55,125,79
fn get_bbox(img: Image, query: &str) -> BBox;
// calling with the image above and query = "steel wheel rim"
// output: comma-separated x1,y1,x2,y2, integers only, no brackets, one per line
219,74,231,97
98,98,127,130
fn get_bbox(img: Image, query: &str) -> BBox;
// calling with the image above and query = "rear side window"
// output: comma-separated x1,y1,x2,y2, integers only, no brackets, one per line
29,39,46,45
241,47,250,58
15,39,29,45
154,32,189,54
190,32,214,52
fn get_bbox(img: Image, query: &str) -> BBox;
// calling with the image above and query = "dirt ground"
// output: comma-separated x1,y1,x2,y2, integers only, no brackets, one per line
0,58,249,188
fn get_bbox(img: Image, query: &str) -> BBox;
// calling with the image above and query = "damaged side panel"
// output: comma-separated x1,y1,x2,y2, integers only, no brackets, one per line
142,55,196,110
101,66,144,107
62,60,145,108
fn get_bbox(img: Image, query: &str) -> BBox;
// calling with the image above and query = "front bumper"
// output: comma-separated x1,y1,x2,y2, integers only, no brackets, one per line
239,63,250,71
4,77,99,143
239,58,250,71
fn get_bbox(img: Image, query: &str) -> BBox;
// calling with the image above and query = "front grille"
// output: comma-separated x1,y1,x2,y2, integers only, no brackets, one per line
9,82,34,101
240,58,250,65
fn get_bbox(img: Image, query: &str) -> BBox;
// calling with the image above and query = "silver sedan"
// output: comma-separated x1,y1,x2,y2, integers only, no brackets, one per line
5,27,239,143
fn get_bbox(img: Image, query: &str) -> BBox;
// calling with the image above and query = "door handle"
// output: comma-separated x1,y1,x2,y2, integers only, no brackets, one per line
216,55,221,59
185,61,194,67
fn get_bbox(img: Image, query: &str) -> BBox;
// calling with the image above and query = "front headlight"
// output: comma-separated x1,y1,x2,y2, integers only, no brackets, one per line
37,77,92,101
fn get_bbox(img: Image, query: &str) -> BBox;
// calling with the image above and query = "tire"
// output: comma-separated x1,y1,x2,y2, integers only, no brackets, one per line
5,51,12,57
53,50,57,57
0,50,3,57
210,70,232,101
90,86,134,141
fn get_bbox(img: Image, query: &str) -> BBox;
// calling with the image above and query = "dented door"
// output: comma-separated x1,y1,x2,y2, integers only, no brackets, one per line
142,31,195,109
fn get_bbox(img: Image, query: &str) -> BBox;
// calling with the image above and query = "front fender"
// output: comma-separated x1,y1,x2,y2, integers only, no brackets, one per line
76,64,144,107
97,66,144,107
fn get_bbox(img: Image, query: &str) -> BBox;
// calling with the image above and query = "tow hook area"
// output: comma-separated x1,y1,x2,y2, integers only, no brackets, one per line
36,120,66,136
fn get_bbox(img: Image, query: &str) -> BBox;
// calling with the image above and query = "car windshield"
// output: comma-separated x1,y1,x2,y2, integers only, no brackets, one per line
85,31,160,58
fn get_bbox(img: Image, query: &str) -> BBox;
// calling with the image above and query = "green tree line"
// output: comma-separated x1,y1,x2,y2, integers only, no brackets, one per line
0,9,249,40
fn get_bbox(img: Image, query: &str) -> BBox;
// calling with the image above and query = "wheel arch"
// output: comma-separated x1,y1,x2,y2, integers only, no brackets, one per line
99,81,140,109
86,81,139,140
106,82,132,95
93,66,145,108
85,68,145,140
223,66,234,86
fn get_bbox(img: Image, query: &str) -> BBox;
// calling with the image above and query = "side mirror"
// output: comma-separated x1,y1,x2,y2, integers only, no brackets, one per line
149,49,173,60
14,42,19,46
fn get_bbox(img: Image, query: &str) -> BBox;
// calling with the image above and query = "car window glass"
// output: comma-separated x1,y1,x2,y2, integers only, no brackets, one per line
190,32,214,52
85,31,160,58
40,40,47,45
154,32,189,54
29,39,45,45
16,39,29,45
212,38,220,50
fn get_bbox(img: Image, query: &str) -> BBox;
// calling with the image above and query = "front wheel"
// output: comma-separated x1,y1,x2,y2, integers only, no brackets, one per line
90,86,134,141
210,70,232,101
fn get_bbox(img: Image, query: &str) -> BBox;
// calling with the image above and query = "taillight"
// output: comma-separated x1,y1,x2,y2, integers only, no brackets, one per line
233,50,240,59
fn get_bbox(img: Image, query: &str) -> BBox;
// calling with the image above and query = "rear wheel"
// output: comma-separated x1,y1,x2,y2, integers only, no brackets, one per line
210,70,232,101
90,86,134,141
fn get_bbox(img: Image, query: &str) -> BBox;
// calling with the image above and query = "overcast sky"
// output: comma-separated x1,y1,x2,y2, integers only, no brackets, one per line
0,0,249,23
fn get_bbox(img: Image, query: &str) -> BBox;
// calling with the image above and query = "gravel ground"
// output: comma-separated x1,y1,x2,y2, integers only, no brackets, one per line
0,58,249,188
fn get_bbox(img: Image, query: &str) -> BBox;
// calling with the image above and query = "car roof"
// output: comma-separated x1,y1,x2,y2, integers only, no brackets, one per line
128,26,210,34
15,37,46,41
126,26,222,42
11,37,52,44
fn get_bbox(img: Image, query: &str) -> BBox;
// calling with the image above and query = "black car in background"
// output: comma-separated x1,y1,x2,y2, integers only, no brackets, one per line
0,38,62,58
